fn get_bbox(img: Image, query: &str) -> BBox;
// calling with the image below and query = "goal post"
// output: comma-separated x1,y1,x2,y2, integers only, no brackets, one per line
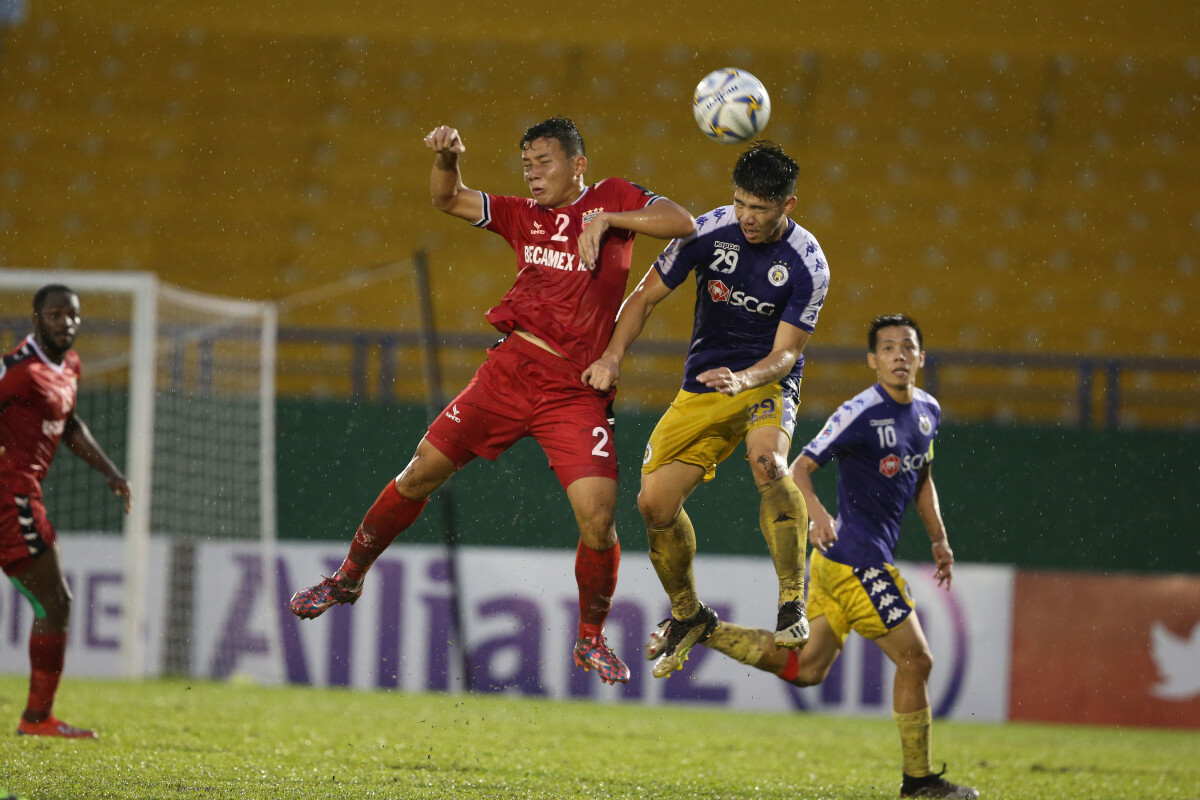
0,269,277,680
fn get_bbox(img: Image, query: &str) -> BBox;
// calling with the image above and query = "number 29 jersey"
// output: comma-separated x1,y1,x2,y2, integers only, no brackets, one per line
653,205,830,393
801,384,942,568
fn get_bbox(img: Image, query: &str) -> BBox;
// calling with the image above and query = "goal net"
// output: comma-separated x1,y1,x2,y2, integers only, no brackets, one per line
0,270,277,680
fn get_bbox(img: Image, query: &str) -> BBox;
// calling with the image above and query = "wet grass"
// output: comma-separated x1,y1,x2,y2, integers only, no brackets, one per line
1,676,1197,799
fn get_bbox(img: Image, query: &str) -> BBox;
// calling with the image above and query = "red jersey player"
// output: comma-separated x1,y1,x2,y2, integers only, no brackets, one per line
290,118,695,684
1,284,131,738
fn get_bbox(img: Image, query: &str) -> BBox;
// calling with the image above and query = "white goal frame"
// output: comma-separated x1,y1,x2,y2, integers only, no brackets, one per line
0,269,277,679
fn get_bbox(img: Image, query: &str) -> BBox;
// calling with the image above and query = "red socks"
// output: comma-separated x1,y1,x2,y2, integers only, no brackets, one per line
780,649,801,682
575,540,620,639
340,481,428,583
25,632,67,722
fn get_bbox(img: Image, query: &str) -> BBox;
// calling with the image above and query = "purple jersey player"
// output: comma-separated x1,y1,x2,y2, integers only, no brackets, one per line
585,142,829,679
694,314,978,799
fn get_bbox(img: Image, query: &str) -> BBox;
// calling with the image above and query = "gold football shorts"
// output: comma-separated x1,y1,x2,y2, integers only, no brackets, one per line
642,381,799,482
806,548,915,646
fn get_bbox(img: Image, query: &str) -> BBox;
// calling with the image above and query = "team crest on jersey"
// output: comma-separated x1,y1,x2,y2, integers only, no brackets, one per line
918,413,933,435
768,262,789,286
581,207,605,230
643,443,653,465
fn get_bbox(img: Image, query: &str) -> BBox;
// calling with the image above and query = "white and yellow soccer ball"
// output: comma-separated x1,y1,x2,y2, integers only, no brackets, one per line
692,68,771,144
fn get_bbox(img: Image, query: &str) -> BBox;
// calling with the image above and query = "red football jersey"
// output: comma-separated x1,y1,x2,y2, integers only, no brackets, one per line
0,336,81,497
478,177,662,372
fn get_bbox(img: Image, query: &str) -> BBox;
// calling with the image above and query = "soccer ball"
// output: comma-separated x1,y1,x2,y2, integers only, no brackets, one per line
692,68,771,144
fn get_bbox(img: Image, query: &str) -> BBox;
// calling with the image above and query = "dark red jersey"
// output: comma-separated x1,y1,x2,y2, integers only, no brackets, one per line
0,336,80,497
477,177,662,372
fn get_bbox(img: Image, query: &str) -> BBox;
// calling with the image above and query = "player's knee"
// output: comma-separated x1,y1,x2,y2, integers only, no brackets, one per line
636,491,676,530
896,648,934,682
747,448,789,485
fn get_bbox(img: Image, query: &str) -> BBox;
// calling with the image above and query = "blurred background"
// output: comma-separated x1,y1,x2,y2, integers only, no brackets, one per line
0,0,1197,568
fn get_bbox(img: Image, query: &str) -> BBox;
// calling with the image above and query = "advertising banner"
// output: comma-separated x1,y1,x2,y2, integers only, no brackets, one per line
0,536,1014,722
1009,570,1200,729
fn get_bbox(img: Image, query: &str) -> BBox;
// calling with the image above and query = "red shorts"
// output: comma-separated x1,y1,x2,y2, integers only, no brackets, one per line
425,334,619,490
0,488,55,576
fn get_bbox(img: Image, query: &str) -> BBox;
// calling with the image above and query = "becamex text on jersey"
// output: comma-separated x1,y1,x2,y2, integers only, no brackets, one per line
476,178,662,373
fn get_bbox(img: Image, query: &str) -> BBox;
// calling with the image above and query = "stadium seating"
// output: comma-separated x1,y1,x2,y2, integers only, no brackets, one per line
0,4,1196,424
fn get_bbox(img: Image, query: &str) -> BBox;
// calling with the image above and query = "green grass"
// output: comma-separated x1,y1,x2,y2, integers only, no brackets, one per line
1,676,1198,799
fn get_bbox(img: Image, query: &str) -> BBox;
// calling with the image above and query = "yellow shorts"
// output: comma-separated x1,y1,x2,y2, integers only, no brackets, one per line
642,382,799,482
806,549,916,646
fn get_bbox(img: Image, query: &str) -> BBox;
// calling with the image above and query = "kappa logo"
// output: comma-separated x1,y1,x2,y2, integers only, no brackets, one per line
879,454,901,477
445,404,462,423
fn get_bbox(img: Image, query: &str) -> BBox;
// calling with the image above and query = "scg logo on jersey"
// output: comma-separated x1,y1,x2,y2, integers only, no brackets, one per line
879,452,928,478
706,280,776,315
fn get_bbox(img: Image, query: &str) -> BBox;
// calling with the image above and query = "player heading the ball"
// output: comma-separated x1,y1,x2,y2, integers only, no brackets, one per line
289,118,695,686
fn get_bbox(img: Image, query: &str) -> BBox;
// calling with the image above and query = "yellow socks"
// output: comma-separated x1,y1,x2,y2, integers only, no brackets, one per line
647,508,699,620
893,706,933,777
701,621,768,666
758,475,808,604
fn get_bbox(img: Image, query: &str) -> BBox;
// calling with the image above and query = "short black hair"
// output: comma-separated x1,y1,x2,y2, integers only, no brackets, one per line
868,313,924,351
33,284,77,314
732,140,798,203
521,117,586,159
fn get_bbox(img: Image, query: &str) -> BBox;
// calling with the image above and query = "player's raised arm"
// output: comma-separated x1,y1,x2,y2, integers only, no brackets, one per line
63,414,132,513
914,462,953,588
582,267,674,390
698,321,810,396
578,199,695,269
425,125,484,222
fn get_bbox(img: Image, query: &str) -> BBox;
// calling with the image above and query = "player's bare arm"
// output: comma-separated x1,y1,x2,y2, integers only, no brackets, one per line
914,463,953,588
577,200,694,269
582,268,673,390
425,125,484,222
791,454,837,552
698,322,810,396
63,414,132,513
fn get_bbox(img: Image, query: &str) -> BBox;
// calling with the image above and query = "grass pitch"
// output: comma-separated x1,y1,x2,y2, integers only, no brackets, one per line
1,676,1197,799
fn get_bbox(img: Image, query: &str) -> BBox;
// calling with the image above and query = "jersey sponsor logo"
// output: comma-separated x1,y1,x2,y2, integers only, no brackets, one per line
445,404,462,423
768,263,789,286
919,413,933,435
530,220,546,236
879,451,929,477
713,241,741,252
869,418,896,427
706,280,776,315
523,245,580,272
